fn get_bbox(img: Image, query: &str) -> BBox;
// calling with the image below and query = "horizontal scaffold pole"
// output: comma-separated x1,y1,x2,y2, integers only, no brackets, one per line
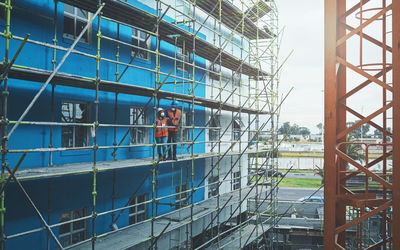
7,3,105,139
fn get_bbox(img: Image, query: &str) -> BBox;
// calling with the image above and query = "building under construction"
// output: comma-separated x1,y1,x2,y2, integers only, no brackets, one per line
0,0,282,249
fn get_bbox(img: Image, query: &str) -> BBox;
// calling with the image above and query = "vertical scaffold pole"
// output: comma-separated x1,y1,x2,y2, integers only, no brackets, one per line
270,2,280,246
238,1,245,247
255,2,261,246
91,1,102,249
170,3,178,232
0,0,11,249
47,2,58,249
209,16,217,244
111,22,120,226
247,6,252,248
190,1,196,248
216,0,222,247
151,1,161,249
49,0,58,167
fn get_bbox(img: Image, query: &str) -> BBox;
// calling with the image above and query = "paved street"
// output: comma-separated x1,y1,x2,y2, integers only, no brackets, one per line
284,172,322,179
277,187,324,201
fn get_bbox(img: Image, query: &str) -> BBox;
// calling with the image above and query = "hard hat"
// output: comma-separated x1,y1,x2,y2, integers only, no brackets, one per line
171,100,180,107
157,107,164,113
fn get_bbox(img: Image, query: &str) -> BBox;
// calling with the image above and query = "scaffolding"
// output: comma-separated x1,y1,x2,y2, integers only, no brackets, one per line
0,0,284,249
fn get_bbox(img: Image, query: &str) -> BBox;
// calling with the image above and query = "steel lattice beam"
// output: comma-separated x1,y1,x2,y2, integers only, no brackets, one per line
392,1,400,249
324,0,398,249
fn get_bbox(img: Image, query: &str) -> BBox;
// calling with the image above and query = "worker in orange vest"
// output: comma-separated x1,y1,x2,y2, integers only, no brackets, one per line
167,100,182,160
155,107,168,161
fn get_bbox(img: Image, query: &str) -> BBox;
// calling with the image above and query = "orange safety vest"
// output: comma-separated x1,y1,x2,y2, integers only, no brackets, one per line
167,109,182,132
155,118,168,137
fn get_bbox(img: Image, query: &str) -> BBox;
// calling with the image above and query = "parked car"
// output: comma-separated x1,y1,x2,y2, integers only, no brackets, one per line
257,169,283,177
297,196,324,203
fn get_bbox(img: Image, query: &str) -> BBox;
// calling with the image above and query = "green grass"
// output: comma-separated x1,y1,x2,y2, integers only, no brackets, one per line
281,169,314,174
279,151,383,160
279,178,322,188
279,151,324,158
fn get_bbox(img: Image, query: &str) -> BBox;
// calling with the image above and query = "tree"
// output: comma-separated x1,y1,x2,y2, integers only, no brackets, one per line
374,129,383,139
387,127,392,142
278,122,311,137
316,123,323,135
314,135,364,185
347,120,370,138
313,164,324,185
291,123,300,135
374,127,392,141
299,127,311,136
361,123,370,137
278,122,291,135
347,121,360,138
346,135,364,163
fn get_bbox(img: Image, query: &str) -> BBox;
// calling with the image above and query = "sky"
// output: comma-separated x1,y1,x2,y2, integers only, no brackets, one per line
274,1,391,135
275,0,325,134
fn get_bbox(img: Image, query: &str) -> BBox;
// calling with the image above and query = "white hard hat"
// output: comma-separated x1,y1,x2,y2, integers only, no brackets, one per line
157,107,164,112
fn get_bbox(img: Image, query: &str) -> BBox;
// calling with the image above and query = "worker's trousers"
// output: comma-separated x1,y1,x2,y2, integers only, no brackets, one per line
168,131,178,158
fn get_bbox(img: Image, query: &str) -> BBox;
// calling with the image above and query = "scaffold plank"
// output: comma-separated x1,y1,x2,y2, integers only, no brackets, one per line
57,0,269,77
14,150,267,181
195,0,272,39
0,64,268,115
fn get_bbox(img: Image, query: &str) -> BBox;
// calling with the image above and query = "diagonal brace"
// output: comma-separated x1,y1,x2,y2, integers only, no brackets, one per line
0,152,26,196
7,3,105,139
0,34,30,86
4,164,64,249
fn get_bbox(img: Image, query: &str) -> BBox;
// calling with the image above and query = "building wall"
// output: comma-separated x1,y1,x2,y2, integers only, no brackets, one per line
2,0,208,249
5,160,205,249
204,156,248,214
3,0,207,169
126,0,261,212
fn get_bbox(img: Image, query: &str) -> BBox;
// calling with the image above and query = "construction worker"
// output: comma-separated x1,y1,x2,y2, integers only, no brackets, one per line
155,107,168,161
167,100,181,160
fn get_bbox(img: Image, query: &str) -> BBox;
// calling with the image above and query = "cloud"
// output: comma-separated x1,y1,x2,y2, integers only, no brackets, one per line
276,0,324,133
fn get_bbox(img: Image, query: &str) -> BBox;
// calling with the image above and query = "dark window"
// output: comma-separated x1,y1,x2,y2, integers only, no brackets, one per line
129,193,149,225
208,64,221,81
63,4,90,43
233,171,241,190
233,118,243,141
209,114,220,142
232,74,240,86
59,207,89,247
132,28,150,60
311,236,323,245
208,66,239,87
130,107,148,145
175,184,189,209
208,175,218,198
249,131,258,142
61,101,90,148
180,111,191,142
176,47,191,72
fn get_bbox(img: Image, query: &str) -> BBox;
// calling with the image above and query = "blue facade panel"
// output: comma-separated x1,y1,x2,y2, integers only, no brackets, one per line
1,0,207,248
5,160,205,249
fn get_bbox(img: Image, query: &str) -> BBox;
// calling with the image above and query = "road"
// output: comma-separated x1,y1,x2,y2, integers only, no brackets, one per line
284,172,322,179
277,187,324,201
